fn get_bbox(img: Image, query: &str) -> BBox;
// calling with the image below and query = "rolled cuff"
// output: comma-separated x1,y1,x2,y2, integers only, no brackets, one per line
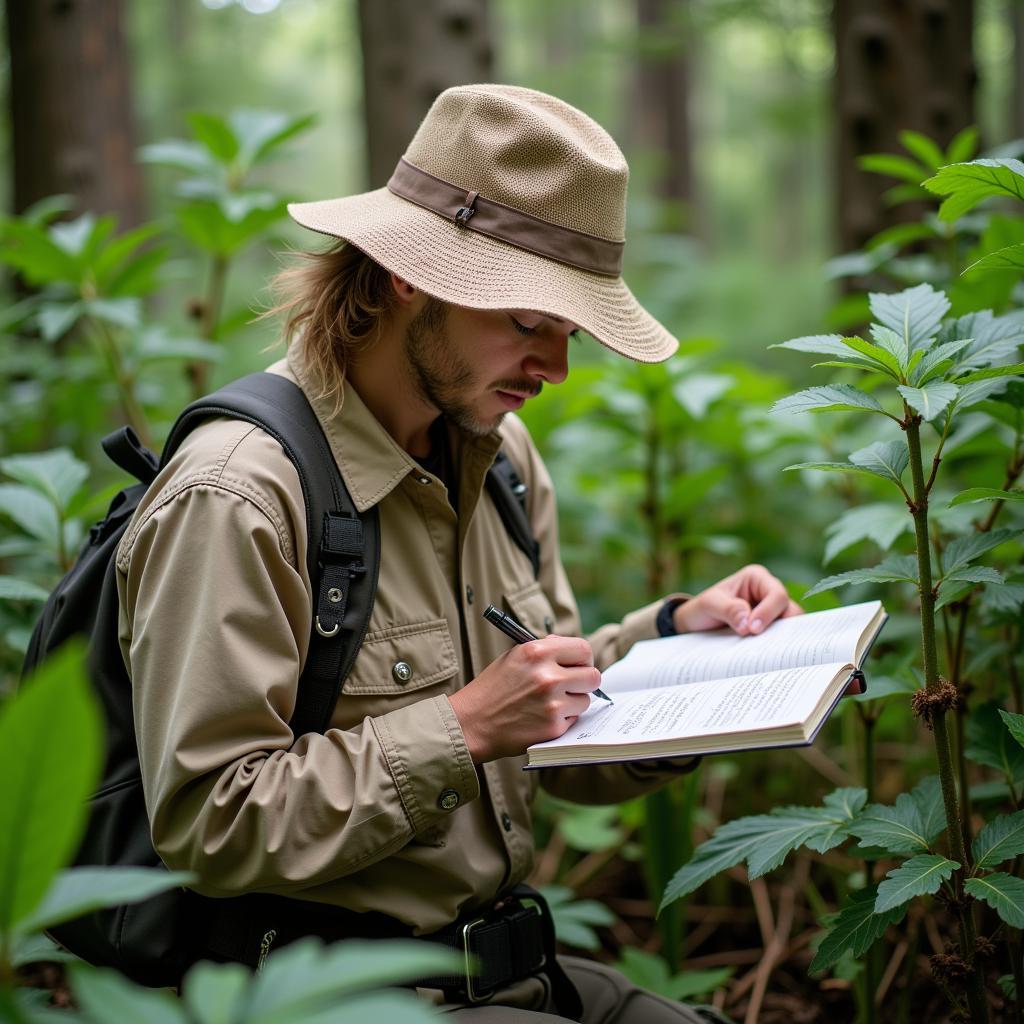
372,695,480,833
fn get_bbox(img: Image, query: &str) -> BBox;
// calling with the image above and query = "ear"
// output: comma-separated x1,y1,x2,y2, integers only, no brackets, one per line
389,273,418,307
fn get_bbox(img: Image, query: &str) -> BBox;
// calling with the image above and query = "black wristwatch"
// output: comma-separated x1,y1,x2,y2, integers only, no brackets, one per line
656,597,688,637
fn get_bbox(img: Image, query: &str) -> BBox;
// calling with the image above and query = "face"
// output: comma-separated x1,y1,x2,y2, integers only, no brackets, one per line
403,298,577,436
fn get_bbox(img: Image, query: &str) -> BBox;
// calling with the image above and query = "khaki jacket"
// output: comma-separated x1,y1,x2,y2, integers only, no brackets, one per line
116,347,688,933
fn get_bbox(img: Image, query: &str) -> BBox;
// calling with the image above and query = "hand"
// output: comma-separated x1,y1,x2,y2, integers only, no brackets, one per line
673,563,802,637
448,636,601,763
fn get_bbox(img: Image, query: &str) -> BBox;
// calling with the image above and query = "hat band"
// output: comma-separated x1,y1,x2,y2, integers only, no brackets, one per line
387,158,624,277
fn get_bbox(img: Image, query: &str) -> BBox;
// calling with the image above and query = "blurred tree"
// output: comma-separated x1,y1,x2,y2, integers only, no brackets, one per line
5,0,144,226
833,0,976,253
630,0,697,231
357,0,495,187
1014,0,1024,139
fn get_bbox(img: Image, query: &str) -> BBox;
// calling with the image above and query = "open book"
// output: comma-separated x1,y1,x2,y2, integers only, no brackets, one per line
526,600,887,768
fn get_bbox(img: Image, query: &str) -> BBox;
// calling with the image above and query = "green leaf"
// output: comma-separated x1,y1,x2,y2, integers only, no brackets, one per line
850,674,918,704
874,854,958,913
866,222,937,251
37,301,84,341
181,961,250,1024
849,779,945,856
966,702,1024,780
972,810,1024,870
965,873,1024,928
950,488,1024,506
869,284,950,352
0,219,81,285
541,886,616,951
911,339,974,386
672,373,732,418
70,964,188,1024
187,112,240,164
848,440,909,484
809,886,909,973
982,582,1024,614
947,126,980,164
11,931,82,968
803,555,918,599
0,484,59,546
244,937,464,1017
941,566,1005,587
924,159,1024,221
230,109,316,170
613,948,732,1000
661,790,865,908
138,139,217,174
965,241,1024,273
943,311,1024,369
823,503,911,564
942,529,1021,573
770,384,886,417
955,378,1014,410
956,363,1024,384
770,335,857,358
870,324,910,367
0,644,103,933
1,448,89,509
18,866,195,935
841,336,903,378
897,381,959,420
1000,709,1024,751
0,576,51,602
859,153,929,184
899,130,947,171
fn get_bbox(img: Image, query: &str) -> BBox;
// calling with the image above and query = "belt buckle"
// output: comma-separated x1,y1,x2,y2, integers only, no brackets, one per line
461,915,491,1003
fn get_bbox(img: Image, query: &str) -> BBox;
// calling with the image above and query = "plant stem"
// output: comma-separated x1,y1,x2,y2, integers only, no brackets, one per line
862,707,878,1024
188,252,229,399
906,415,989,1022
88,319,153,447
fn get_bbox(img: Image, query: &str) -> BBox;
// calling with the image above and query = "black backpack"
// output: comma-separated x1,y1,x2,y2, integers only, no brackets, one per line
23,371,539,987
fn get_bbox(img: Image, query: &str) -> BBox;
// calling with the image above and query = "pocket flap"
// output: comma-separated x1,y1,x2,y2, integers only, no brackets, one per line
343,618,458,695
505,581,557,638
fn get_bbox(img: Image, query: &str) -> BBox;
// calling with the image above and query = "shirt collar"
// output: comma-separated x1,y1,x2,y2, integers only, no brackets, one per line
285,346,502,513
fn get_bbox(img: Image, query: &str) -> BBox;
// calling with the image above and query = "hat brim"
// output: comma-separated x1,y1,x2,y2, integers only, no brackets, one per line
287,189,678,363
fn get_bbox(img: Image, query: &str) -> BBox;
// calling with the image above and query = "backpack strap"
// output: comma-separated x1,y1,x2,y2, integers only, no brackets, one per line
486,450,540,579
161,372,380,736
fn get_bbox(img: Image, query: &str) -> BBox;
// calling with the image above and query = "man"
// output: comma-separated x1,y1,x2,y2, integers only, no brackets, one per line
117,84,797,1021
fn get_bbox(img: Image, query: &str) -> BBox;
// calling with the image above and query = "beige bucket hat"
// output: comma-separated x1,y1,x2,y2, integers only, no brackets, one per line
287,83,677,363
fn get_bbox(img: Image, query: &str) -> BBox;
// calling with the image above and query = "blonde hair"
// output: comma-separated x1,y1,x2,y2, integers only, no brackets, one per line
266,242,395,414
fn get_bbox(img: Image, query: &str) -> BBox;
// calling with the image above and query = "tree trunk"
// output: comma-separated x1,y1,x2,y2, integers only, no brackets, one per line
630,0,697,231
833,0,976,253
6,0,144,226
357,0,495,189
1013,0,1024,140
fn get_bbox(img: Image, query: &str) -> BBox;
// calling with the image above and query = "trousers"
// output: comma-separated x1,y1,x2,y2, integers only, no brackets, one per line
434,956,722,1022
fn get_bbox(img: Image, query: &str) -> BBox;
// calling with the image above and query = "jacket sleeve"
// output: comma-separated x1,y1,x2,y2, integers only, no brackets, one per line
116,439,479,897
498,417,699,805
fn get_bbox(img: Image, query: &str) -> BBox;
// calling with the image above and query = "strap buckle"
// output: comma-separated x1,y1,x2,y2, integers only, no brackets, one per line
459,897,544,1003
460,916,489,1002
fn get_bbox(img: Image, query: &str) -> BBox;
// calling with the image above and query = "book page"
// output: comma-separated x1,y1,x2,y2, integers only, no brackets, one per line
602,601,881,693
534,662,850,753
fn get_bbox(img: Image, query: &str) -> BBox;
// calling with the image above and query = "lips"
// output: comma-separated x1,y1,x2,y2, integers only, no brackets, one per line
496,390,528,410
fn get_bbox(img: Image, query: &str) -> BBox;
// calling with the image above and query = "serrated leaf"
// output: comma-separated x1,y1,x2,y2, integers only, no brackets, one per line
849,784,942,856
956,363,1024,384
950,488,1024,506
875,855,958,912
965,873,1024,928
942,566,1005,587
942,529,1021,573
923,159,1024,221
955,377,1013,410
848,439,909,484
911,339,974,385
810,886,909,973
823,503,911,564
909,776,947,845
973,809,1024,870
944,311,1024,369
966,702,1024,780
870,284,951,352
841,336,903,377
870,324,910,366
660,791,863,908
965,241,1024,273
804,555,919,598
770,384,887,417
999,709,1024,751
770,335,851,360
0,448,89,509
982,582,1024,614
783,461,896,480
897,382,959,420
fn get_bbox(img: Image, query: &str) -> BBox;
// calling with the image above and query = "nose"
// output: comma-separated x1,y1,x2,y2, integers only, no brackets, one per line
523,335,569,386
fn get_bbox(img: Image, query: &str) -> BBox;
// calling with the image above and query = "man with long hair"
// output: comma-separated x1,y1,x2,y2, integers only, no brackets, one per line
118,84,796,1021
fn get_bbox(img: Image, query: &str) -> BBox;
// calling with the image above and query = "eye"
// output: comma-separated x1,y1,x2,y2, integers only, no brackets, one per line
510,316,539,336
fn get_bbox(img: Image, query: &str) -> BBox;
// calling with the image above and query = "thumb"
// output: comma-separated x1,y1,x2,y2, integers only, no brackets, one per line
721,597,753,634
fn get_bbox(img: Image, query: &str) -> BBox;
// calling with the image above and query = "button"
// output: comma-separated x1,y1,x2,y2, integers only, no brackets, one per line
438,789,460,811
501,812,512,832
466,585,474,605
416,475,431,485
543,616,554,633
327,587,343,604
392,661,413,683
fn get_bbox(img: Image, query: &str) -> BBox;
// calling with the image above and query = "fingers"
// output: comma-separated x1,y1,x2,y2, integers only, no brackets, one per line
524,635,594,667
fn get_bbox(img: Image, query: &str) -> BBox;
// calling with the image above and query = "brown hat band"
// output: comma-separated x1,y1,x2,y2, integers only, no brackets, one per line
387,158,624,277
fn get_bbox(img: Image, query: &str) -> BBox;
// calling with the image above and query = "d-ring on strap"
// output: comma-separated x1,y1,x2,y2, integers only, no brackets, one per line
387,157,624,277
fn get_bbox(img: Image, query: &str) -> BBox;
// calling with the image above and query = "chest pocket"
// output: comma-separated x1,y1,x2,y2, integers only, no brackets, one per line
505,580,557,638
343,618,458,696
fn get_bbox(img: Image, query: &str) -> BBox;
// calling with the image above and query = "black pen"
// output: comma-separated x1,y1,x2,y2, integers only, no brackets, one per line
482,604,613,703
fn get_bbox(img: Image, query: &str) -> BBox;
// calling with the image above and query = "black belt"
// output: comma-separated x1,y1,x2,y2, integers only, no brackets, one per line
191,884,582,1019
